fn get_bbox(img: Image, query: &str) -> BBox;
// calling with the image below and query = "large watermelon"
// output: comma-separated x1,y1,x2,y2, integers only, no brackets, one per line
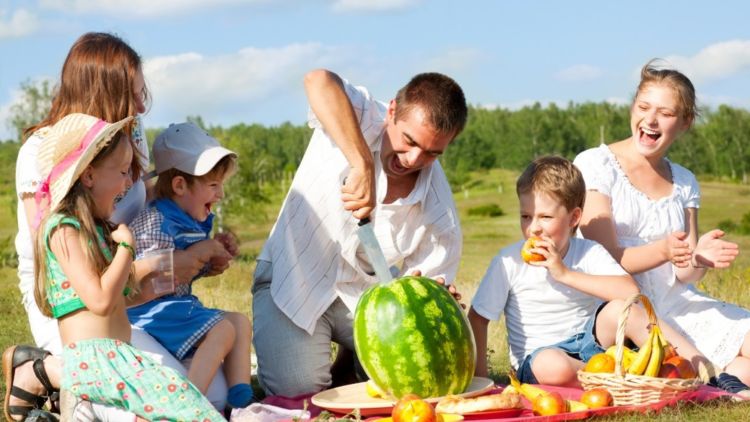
353,276,476,399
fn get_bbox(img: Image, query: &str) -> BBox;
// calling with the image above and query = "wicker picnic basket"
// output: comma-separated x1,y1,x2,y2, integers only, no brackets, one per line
577,293,702,406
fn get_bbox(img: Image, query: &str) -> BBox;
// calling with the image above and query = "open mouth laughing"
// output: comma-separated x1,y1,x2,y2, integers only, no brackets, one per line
638,127,661,146
390,155,412,175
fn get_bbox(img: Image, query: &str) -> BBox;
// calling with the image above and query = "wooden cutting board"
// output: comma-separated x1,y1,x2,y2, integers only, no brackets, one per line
311,377,495,417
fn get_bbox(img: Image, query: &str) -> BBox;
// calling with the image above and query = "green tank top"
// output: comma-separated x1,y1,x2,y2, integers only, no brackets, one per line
43,214,115,318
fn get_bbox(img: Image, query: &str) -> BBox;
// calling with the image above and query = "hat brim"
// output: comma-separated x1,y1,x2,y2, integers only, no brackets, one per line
44,115,134,211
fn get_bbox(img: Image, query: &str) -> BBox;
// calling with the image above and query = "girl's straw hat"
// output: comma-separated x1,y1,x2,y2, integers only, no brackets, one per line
35,113,133,214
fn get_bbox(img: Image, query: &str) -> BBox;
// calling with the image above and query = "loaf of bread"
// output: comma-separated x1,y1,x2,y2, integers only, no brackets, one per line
435,392,523,414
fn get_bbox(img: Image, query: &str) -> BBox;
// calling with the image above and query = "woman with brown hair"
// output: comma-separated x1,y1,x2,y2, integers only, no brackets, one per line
5,32,228,420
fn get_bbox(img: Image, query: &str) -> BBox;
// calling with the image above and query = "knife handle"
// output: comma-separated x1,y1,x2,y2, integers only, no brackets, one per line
358,217,371,226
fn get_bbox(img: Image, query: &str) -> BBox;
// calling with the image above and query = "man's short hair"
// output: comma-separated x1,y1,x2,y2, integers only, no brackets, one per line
394,73,467,137
516,155,586,212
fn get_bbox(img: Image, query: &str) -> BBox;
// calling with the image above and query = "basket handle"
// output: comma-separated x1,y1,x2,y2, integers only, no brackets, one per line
613,293,658,377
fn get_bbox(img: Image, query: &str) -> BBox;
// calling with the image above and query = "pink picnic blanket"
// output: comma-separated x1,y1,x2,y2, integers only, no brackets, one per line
263,384,735,421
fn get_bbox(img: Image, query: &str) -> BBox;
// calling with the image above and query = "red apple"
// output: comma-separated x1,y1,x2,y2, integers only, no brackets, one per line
658,363,682,379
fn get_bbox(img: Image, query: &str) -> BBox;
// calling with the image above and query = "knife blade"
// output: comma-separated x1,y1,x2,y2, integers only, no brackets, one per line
356,217,392,284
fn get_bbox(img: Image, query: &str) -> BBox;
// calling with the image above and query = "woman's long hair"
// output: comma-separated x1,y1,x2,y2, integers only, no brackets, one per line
25,32,148,180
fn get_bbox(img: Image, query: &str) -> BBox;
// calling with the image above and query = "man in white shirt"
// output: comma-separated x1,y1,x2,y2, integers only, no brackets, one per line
252,69,467,396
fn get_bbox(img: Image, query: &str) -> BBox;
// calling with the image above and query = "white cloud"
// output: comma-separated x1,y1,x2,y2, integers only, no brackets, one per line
699,93,750,111
331,0,420,13
554,64,602,82
605,96,629,106
0,8,40,39
664,40,750,83
39,0,269,18
423,47,483,74
142,42,353,127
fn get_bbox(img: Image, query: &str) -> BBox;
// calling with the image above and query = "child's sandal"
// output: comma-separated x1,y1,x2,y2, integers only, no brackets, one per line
2,345,59,421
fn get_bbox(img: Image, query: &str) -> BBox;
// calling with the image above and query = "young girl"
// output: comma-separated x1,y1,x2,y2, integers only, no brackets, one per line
574,60,750,393
32,113,224,421
5,31,228,420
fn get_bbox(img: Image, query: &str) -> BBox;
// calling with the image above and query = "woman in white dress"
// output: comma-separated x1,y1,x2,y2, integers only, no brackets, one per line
574,59,750,392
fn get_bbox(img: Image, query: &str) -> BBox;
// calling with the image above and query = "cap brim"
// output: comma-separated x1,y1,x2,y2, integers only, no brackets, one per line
186,147,237,176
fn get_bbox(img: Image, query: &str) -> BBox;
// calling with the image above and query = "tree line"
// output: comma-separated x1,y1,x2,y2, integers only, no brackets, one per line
4,95,750,214
2,93,749,265
441,102,750,187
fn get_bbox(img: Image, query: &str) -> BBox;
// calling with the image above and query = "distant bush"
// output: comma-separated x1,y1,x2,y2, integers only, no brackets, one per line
467,203,504,217
718,212,750,235
718,219,738,233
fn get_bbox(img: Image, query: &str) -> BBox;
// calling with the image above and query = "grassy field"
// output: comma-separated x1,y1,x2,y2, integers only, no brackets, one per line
3,168,750,420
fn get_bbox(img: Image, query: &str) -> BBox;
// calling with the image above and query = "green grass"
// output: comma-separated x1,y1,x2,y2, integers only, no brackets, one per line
3,169,750,420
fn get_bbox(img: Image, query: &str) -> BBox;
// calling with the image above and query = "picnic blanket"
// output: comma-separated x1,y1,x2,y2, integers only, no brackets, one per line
258,384,735,421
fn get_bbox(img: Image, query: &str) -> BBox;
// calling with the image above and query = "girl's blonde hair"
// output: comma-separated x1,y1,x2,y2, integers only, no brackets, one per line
33,133,136,317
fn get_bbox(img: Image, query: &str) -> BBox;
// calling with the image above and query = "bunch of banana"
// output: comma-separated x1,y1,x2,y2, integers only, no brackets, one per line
508,371,589,411
626,324,666,377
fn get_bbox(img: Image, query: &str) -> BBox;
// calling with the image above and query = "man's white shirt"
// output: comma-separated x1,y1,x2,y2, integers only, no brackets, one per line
258,80,462,334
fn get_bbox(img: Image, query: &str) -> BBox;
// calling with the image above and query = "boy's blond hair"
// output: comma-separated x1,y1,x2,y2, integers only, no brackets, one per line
154,155,237,199
516,155,586,212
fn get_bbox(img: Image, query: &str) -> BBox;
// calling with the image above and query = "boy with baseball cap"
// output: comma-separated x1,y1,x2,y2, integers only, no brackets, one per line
127,122,254,410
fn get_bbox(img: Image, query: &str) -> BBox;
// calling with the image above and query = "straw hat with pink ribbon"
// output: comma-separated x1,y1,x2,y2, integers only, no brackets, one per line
34,113,133,226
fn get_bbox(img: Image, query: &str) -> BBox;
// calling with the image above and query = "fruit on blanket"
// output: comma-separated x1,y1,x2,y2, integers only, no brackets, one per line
605,345,636,371
580,388,612,409
664,356,697,379
521,237,545,263
584,353,615,373
508,371,588,412
392,394,437,422
566,399,589,412
508,372,548,402
354,276,476,399
532,391,566,416
657,363,682,379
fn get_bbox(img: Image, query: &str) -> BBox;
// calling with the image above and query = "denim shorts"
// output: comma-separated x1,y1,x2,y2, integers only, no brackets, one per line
516,303,606,384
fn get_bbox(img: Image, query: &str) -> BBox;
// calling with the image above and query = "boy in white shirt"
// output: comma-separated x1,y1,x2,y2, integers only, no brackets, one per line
469,156,709,387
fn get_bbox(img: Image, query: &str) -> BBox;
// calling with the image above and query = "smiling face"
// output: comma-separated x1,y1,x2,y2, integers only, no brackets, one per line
380,101,454,181
630,82,691,159
85,138,134,220
519,190,581,255
173,175,226,222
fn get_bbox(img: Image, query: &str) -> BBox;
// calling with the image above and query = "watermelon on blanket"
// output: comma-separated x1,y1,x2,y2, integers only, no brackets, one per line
353,276,476,398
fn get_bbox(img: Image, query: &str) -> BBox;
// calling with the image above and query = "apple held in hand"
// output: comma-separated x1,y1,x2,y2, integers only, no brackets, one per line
521,237,545,263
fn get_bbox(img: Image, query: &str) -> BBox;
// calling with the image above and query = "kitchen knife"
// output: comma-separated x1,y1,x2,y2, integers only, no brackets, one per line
356,217,392,284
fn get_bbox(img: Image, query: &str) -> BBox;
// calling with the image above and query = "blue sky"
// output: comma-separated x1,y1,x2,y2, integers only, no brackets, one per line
1,0,749,140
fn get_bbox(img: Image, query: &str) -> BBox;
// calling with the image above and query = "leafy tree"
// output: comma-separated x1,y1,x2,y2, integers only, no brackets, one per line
8,79,54,142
